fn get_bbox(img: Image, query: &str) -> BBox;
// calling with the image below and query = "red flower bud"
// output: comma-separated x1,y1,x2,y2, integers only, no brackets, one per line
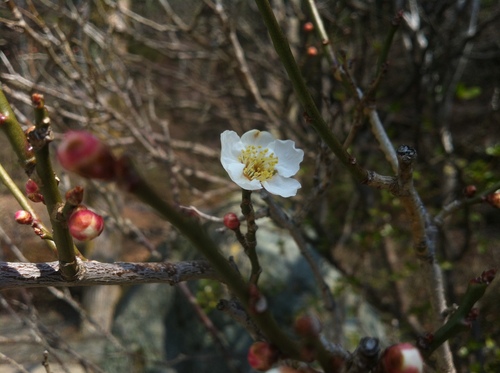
57,131,116,180
463,185,477,198
294,314,322,338
485,191,500,208
15,210,34,225
68,208,104,241
307,46,318,56
382,343,423,373
303,22,314,32
223,212,240,230
247,342,278,371
25,179,39,194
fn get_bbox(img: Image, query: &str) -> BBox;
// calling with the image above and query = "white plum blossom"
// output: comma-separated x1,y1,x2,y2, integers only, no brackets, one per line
220,130,304,198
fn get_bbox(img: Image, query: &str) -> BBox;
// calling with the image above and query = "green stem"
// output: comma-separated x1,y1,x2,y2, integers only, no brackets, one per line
424,276,494,356
240,189,261,284
375,11,403,77
31,95,80,279
0,161,57,252
0,87,36,174
254,0,367,183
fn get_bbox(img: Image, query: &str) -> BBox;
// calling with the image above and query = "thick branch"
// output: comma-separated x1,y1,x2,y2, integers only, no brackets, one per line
0,259,219,289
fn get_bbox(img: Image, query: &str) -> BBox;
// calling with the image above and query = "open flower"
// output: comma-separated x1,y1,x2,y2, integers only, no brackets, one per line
220,130,304,197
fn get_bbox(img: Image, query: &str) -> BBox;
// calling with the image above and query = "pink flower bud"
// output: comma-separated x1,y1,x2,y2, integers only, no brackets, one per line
223,212,240,230
485,191,500,209
382,343,424,373
25,179,39,194
247,342,278,371
57,131,116,180
303,22,314,33
463,185,477,198
294,314,322,338
15,210,34,225
68,208,104,241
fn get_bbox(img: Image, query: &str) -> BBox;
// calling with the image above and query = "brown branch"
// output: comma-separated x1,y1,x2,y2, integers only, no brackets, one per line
0,259,219,289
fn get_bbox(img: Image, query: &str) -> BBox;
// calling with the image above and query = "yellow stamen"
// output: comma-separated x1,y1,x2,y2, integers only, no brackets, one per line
238,145,278,182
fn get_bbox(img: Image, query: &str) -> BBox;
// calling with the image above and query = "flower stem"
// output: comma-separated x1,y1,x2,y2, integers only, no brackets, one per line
240,189,261,284
0,87,36,174
0,161,57,253
30,95,80,279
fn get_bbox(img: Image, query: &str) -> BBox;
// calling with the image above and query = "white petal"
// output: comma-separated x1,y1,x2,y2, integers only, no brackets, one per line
221,130,244,160
241,130,275,147
262,175,301,197
271,139,304,177
224,162,262,190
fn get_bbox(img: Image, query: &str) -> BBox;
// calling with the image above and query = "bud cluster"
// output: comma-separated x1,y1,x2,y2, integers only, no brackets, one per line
26,179,44,204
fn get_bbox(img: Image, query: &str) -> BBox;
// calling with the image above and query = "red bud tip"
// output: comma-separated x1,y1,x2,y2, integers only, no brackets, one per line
223,212,240,230
470,268,497,285
31,93,44,108
15,210,34,225
382,343,424,373
463,185,477,198
0,114,7,124
68,208,104,241
303,22,314,32
294,314,322,338
25,179,39,194
57,131,116,180
247,342,278,371
307,46,318,56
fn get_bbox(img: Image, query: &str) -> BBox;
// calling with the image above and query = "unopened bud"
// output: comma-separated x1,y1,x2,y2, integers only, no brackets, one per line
382,343,424,373
223,212,240,230
68,208,104,241
303,22,314,33
485,191,500,208
247,341,278,371
463,185,477,198
15,210,34,225
307,46,318,56
25,179,39,194
294,314,322,338
57,131,116,180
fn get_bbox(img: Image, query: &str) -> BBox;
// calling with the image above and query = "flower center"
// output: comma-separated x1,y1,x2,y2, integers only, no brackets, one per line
238,145,278,182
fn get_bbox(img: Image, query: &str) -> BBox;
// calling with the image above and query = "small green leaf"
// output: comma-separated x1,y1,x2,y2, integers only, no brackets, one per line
456,82,482,100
